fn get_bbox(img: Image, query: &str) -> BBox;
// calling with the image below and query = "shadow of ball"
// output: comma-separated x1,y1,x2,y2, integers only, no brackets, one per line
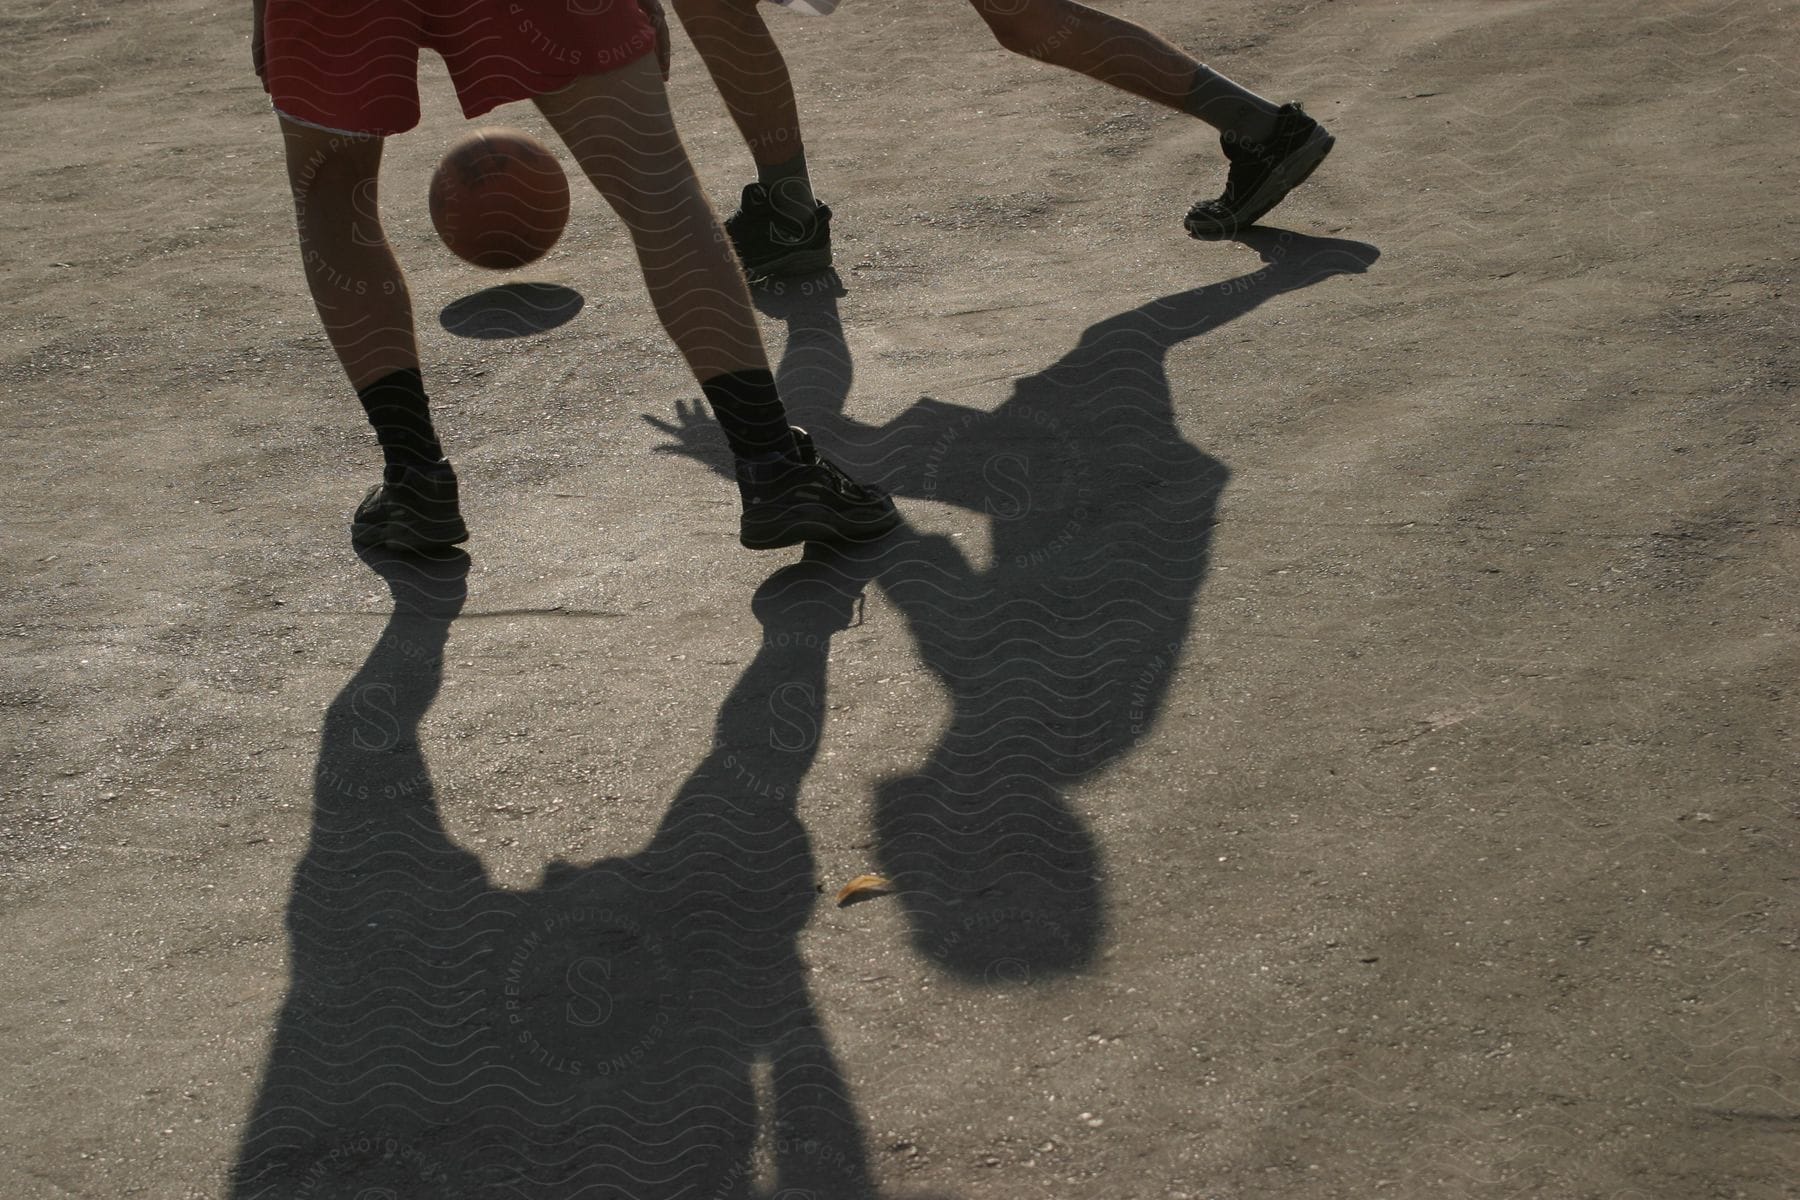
439,282,585,340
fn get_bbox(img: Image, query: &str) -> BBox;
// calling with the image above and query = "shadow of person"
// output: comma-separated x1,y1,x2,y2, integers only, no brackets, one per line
229,546,498,1197
230,546,904,1198
650,231,1379,982
233,233,1375,1197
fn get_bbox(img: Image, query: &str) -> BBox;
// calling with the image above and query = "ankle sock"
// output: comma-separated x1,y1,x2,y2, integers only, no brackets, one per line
700,369,798,462
757,152,818,225
356,368,445,470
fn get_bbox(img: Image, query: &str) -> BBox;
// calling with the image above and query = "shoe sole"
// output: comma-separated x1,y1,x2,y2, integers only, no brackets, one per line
352,519,470,553
1187,128,1336,240
740,507,900,551
742,246,834,283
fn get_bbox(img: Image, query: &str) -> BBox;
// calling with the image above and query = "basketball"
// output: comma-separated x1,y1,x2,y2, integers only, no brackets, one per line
428,128,570,270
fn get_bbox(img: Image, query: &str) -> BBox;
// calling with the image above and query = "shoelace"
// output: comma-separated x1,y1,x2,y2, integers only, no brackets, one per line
1192,147,1273,218
1222,149,1275,203
812,451,880,502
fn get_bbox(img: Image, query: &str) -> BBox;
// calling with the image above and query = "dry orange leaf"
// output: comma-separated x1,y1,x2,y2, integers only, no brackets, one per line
834,873,893,907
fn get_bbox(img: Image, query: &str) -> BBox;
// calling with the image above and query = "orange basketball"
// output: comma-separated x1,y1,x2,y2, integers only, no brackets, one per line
429,128,570,270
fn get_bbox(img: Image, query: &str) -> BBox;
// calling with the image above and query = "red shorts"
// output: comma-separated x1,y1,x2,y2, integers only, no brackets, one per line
262,0,657,136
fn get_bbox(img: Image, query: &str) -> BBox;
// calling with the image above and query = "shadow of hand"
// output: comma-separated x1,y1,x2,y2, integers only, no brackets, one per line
641,397,734,481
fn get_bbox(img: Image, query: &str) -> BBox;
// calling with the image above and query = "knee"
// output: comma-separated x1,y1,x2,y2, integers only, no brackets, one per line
975,0,1064,58
290,174,386,263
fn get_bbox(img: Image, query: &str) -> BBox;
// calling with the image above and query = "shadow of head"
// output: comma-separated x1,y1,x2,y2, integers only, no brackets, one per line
439,281,584,339
897,867,1100,984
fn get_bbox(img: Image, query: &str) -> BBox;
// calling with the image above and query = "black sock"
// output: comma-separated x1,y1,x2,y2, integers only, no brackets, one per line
356,368,445,470
700,369,797,462
1185,67,1280,144
757,152,817,225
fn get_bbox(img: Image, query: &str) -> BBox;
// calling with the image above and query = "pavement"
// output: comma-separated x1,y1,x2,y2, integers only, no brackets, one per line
1,0,1795,1196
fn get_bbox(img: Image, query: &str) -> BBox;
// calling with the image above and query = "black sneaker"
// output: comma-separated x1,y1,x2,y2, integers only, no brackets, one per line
737,428,899,550
351,461,470,552
1185,102,1335,240
723,183,834,281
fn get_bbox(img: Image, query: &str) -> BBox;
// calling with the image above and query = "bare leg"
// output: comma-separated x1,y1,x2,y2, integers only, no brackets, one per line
278,117,418,389
969,0,1280,139
541,60,897,543
534,57,767,382
279,115,461,550
670,0,805,169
